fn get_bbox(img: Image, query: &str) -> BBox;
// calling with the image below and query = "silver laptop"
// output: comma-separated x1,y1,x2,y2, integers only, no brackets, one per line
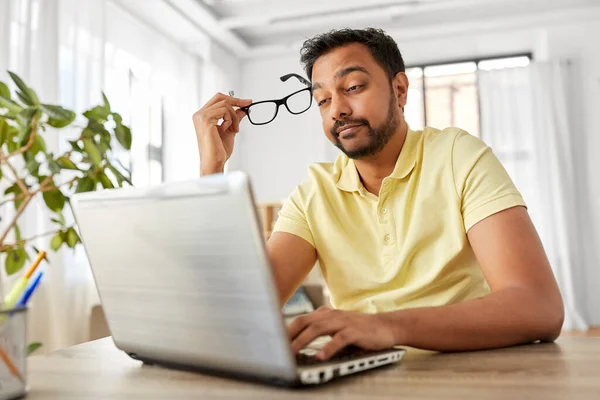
71,171,405,386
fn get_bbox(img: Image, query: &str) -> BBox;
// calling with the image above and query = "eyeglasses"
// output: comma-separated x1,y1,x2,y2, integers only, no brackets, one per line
240,73,313,126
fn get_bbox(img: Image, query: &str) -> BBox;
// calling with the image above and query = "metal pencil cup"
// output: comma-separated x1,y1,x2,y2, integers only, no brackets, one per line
0,307,27,400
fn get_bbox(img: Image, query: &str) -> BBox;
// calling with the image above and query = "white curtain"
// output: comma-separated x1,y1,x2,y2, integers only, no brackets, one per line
0,0,106,352
1,0,203,352
479,62,589,331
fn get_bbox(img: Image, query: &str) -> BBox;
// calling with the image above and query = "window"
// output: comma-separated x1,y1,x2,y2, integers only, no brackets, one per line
104,44,165,187
404,55,531,138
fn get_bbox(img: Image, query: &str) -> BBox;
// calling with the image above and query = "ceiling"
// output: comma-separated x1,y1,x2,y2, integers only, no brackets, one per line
114,0,597,59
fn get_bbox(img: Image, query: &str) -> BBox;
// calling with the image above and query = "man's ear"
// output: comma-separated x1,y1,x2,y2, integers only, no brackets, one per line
392,72,409,110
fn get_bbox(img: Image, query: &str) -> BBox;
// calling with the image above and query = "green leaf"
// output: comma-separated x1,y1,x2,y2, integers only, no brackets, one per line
75,177,96,193
115,124,132,150
0,113,16,121
47,117,71,128
102,92,111,113
5,247,28,275
16,90,34,106
5,183,26,209
106,165,122,186
97,171,115,189
30,133,47,155
41,104,75,126
114,159,132,184
26,159,41,176
8,71,29,98
50,232,63,251
16,107,37,125
82,138,102,167
7,72,39,106
83,105,110,121
18,125,32,143
81,128,94,139
36,175,48,185
42,189,66,212
0,119,9,146
112,112,122,125
0,95,24,114
7,138,17,152
0,81,10,99
15,195,25,209
27,342,43,356
25,88,39,105
87,121,111,144
3,124,17,151
88,120,109,133
48,158,62,174
68,140,83,153
4,183,17,195
57,156,78,170
23,150,35,164
107,163,131,186
99,138,111,154
14,224,22,241
65,227,80,248
57,209,66,225
17,109,39,144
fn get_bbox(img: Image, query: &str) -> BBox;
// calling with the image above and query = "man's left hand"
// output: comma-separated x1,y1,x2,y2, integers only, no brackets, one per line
288,306,396,360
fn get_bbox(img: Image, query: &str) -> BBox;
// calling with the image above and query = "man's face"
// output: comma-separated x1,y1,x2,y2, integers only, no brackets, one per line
311,43,408,159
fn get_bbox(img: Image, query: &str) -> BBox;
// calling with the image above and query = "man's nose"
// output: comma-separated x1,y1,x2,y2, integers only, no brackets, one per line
330,94,351,121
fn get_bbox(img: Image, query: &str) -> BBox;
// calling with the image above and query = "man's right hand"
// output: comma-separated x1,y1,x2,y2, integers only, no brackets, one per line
192,93,252,175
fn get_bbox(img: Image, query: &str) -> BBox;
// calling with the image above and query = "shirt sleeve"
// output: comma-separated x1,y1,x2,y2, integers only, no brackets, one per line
272,182,315,248
452,130,527,232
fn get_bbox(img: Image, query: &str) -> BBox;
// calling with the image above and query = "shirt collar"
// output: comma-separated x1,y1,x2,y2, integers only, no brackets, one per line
335,127,418,193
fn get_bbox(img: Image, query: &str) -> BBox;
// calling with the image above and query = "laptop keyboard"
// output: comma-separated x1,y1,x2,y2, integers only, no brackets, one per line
296,345,371,366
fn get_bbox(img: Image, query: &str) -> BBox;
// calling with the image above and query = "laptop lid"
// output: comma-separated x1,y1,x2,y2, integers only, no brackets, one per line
71,172,297,382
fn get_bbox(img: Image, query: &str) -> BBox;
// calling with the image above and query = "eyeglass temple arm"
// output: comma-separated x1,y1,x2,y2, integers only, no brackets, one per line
280,73,311,87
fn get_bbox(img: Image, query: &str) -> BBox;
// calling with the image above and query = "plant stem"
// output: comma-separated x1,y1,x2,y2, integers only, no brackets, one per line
0,175,80,206
39,175,79,193
0,193,27,207
0,192,33,246
0,115,39,161
2,156,30,195
0,227,71,252
38,174,54,190
0,174,69,246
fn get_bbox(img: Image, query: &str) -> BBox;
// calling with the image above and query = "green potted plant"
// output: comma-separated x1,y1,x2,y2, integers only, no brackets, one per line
0,71,133,353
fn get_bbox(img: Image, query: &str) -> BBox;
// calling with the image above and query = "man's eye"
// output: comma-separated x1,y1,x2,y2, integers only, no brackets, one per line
317,99,329,107
347,85,362,92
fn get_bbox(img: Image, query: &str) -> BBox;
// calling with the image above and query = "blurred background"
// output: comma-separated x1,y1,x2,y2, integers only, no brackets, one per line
1,0,599,353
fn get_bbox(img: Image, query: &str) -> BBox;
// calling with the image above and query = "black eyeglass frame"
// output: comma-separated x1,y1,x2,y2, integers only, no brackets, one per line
240,73,313,126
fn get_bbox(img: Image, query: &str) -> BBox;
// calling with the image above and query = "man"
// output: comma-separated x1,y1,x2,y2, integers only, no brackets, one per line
192,28,564,361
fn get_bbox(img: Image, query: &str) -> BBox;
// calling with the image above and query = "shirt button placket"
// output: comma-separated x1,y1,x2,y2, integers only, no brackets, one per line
380,180,393,246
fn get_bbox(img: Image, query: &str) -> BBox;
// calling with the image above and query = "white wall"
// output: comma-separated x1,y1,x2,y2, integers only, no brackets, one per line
237,6,600,324
105,1,204,184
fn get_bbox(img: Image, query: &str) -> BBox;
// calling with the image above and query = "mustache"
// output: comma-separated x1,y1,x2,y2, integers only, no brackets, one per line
331,118,370,136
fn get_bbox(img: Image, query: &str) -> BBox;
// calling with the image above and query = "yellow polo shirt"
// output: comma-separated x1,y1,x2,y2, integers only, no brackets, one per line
273,126,526,313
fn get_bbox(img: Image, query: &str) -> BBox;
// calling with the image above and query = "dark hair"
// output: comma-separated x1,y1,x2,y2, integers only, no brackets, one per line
299,28,405,82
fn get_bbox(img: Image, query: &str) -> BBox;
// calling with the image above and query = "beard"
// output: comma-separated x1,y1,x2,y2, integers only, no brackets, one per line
330,89,400,160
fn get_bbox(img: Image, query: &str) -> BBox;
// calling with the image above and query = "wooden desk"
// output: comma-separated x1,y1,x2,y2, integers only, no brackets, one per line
26,337,600,399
